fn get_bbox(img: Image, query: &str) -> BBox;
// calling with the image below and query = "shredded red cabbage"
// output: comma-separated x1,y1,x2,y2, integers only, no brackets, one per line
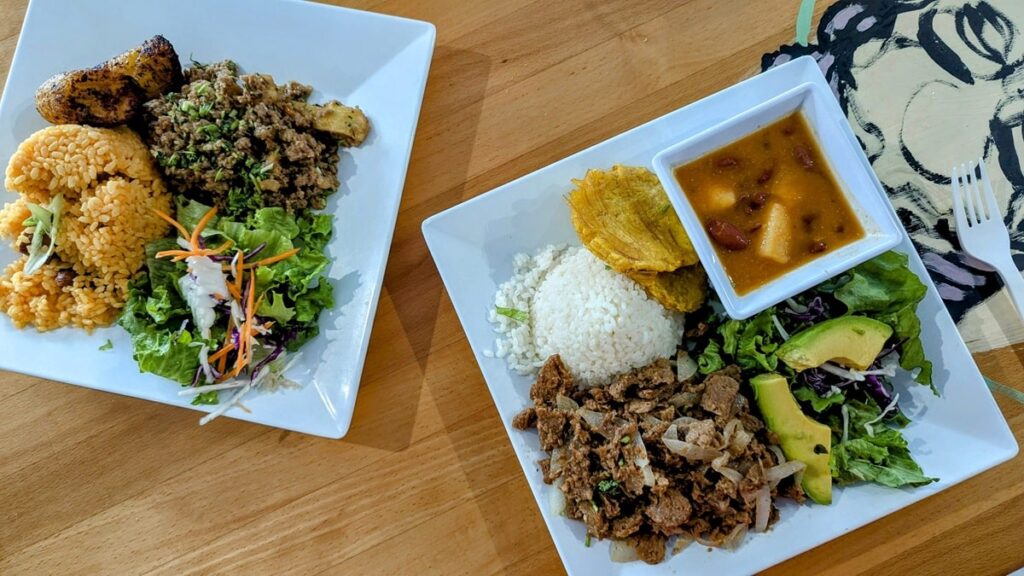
786,295,829,323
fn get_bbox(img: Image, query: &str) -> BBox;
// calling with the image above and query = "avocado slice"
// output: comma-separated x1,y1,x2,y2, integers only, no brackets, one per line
777,316,892,372
750,373,833,504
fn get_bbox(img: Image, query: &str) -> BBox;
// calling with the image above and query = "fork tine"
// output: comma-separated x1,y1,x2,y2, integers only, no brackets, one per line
962,162,979,224
969,160,989,221
978,158,1000,222
951,164,969,230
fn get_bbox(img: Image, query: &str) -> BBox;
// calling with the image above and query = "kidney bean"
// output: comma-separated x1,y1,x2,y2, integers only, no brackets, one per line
55,269,76,288
706,219,750,250
810,240,827,253
715,156,739,168
757,168,774,184
793,145,815,169
749,190,769,209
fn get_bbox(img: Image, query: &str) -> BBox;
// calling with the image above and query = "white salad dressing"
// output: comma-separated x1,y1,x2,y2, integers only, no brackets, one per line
178,255,230,339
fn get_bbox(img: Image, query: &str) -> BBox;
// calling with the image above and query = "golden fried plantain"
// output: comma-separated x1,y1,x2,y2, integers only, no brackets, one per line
34,35,182,126
568,165,698,273
102,35,183,99
627,265,708,313
292,101,370,146
35,67,144,126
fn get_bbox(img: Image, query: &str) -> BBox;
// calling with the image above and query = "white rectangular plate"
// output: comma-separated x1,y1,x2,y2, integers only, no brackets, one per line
422,56,1018,575
0,0,436,438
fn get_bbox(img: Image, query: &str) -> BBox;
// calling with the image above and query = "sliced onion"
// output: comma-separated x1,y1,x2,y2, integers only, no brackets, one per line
642,415,664,427
766,460,806,488
549,478,566,516
663,437,722,461
671,416,698,438
549,447,563,476
555,394,579,411
721,524,749,550
640,464,656,486
634,435,656,487
730,429,752,453
721,419,741,447
676,351,698,382
609,540,639,563
754,485,771,532
671,535,694,556
712,453,744,484
767,444,786,466
662,424,679,442
578,408,606,430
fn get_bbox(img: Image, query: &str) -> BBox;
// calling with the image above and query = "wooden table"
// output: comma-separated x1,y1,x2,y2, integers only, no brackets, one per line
2,1,1023,574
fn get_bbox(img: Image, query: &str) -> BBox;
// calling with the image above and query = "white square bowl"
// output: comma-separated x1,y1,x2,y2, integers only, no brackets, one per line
652,80,902,319
422,55,1017,575
0,0,435,438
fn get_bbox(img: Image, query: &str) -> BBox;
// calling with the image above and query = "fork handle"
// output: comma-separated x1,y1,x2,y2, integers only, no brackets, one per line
992,256,1024,320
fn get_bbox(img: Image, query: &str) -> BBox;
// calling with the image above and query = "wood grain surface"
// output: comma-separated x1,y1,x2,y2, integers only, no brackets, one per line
2,1,1023,574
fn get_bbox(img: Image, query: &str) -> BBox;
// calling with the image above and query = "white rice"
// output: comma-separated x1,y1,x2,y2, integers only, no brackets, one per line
490,245,682,385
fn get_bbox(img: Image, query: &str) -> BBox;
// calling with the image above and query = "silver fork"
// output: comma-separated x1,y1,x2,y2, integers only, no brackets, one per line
951,158,1024,318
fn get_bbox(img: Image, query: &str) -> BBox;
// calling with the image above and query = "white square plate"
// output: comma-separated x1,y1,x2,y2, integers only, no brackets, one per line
0,0,436,438
423,56,1018,575
652,80,902,320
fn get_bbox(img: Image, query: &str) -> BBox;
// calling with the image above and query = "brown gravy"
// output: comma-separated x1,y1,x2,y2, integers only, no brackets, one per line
674,112,864,295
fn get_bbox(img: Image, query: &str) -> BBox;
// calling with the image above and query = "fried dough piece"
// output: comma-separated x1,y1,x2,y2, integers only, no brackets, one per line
627,265,707,313
568,165,697,273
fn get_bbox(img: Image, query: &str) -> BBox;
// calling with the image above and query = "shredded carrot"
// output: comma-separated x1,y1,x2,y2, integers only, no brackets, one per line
190,207,219,251
226,283,242,301
208,342,236,364
153,209,190,239
243,248,300,269
225,271,258,381
155,240,233,261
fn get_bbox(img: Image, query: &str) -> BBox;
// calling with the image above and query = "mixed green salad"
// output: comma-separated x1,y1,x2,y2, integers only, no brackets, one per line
689,250,937,493
119,198,333,421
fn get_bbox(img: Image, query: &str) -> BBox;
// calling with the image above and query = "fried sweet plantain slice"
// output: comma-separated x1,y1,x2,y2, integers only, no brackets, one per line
568,165,697,273
627,265,707,313
35,35,182,126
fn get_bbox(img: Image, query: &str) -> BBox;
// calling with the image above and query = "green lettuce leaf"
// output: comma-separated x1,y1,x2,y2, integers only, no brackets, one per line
176,198,221,232
826,397,937,488
720,319,742,356
258,290,296,323
248,207,300,239
697,340,725,374
793,385,845,412
297,212,332,252
123,324,200,384
217,220,294,258
734,311,779,372
293,280,333,323
833,251,933,389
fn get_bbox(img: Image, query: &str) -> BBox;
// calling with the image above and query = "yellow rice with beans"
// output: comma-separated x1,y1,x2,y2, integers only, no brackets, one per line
0,125,171,330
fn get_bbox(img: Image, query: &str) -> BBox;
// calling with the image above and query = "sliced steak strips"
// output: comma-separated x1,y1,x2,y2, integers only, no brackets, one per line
514,356,804,564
